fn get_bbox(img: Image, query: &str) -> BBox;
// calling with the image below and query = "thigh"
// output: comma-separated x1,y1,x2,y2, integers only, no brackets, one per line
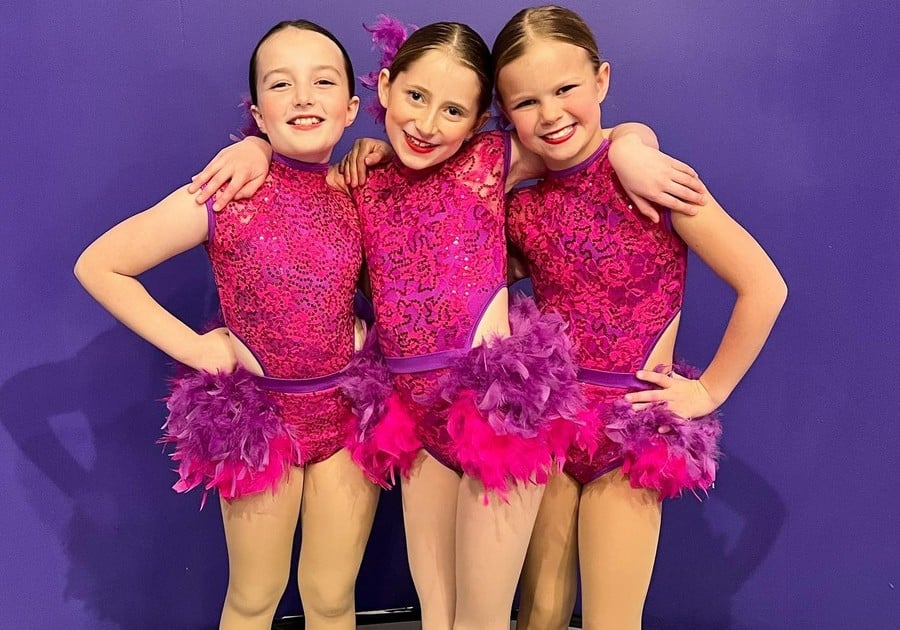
401,450,461,626
578,469,662,630
517,471,581,630
298,448,380,579
220,466,305,591
453,476,545,630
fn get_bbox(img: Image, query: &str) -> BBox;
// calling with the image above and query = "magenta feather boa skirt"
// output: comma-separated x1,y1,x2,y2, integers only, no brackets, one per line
440,296,583,496
161,366,301,507
603,364,722,499
339,330,421,488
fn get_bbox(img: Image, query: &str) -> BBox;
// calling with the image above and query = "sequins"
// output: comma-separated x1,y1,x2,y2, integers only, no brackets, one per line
207,161,362,379
356,131,509,357
507,143,687,373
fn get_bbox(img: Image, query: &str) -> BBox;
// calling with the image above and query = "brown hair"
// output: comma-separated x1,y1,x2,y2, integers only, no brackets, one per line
249,20,355,104
388,22,493,116
492,5,602,82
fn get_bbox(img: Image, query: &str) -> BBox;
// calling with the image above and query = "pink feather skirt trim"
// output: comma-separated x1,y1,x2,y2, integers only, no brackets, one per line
439,296,583,497
161,366,302,507
603,365,722,499
345,392,422,488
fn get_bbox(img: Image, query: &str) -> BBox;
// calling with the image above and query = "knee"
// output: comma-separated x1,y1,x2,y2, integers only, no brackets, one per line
519,591,574,630
224,576,287,621
298,571,355,620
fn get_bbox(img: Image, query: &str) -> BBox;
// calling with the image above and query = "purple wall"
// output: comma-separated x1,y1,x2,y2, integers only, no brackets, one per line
1,1,897,628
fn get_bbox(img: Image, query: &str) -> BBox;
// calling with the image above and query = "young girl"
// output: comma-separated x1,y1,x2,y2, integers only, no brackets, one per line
75,21,381,630
191,20,708,630
493,6,788,629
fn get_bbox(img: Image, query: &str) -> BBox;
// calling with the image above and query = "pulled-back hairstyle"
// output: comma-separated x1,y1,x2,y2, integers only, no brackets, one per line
249,19,355,104
387,22,494,117
492,5,603,83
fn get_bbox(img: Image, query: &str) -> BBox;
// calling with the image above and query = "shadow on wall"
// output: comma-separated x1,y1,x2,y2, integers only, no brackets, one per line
0,282,226,629
644,455,787,630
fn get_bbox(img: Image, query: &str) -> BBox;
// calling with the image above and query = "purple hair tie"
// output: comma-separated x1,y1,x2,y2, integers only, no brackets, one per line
360,15,416,122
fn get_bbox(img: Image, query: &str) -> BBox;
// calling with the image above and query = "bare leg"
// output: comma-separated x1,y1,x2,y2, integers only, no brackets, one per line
579,469,661,630
297,448,380,629
517,471,581,630
219,467,304,630
402,450,462,630
453,476,545,630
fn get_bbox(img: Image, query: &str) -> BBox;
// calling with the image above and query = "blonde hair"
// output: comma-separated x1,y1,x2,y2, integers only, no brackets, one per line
492,5,602,82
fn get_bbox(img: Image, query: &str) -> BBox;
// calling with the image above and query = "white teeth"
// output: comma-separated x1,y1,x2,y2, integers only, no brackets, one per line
406,134,434,147
545,125,574,140
290,117,322,125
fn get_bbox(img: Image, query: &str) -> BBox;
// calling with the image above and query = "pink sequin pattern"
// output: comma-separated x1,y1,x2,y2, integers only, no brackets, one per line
507,141,687,480
355,131,510,468
356,131,509,356
207,158,362,462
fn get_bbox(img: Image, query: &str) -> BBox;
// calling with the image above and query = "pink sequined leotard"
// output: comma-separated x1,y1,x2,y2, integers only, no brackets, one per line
355,131,510,471
507,140,687,485
207,153,362,465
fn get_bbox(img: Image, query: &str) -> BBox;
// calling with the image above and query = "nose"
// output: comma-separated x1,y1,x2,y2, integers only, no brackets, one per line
415,106,440,138
538,101,562,126
293,84,315,108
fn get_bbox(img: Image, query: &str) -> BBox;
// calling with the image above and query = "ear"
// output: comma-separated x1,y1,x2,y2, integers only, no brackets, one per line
344,95,361,128
595,61,611,104
466,111,492,140
250,103,268,135
376,68,392,109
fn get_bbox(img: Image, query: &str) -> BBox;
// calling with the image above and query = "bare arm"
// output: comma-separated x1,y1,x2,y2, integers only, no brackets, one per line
626,193,787,417
74,187,236,372
505,131,546,192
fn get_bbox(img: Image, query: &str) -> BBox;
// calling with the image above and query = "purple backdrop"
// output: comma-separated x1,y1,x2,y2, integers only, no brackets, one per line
2,1,898,628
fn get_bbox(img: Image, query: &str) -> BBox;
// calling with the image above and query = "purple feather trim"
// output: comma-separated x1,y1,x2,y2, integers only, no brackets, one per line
161,366,301,506
229,94,261,141
360,15,417,123
436,295,584,438
339,327,392,440
604,363,722,500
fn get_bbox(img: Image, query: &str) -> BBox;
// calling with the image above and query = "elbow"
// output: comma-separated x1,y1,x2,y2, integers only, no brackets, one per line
771,270,788,313
73,249,97,290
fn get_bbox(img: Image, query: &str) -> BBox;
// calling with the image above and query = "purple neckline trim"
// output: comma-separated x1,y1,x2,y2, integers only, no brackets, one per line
546,138,610,179
272,153,329,172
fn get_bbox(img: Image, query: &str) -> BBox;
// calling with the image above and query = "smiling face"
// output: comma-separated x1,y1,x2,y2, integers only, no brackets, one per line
250,27,359,163
498,37,609,171
378,49,488,170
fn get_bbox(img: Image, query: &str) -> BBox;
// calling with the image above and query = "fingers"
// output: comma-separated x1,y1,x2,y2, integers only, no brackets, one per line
233,175,265,201
211,171,249,211
630,196,660,223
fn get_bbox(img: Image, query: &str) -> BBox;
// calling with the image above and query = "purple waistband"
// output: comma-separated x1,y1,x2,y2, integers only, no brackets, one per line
577,367,649,391
384,350,463,374
252,369,345,394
